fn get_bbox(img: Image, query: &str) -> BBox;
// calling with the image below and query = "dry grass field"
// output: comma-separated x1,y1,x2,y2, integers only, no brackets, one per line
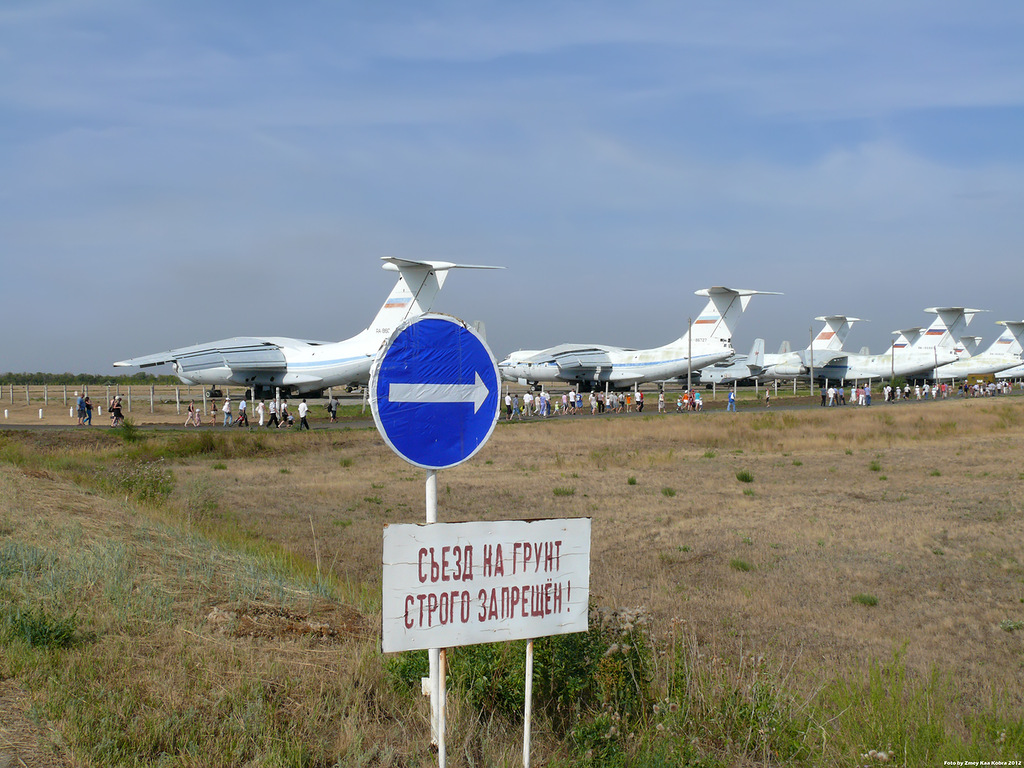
1,393,1023,766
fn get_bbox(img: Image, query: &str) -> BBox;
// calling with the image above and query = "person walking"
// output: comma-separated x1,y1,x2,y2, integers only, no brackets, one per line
298,399,310,430
185,400,197,427
727,389,736,412
83,396,93,426
256,400,266,427
110,396,124,427
222,398,232,426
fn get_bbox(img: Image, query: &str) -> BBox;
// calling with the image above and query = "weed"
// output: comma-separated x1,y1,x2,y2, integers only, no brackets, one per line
730,558,753,572
852,593,878,607
553,487,576,497
212,462,227,470
0,603,81,648
845,448,853,455
339,457,353,468
627,476,637,486
96,459,174,505
930,469,942,477
792,459,803,466
1000,619,1023,632
869,461,881,472
736,470,754,483
118,418,145,444
661,487,676,498
702,449,717,459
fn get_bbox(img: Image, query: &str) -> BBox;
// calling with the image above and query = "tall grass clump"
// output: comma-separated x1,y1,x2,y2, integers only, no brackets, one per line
0,602,81,649
736,470,754,483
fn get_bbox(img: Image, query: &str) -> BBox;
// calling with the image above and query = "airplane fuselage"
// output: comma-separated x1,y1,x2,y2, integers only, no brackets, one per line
500,344,733,388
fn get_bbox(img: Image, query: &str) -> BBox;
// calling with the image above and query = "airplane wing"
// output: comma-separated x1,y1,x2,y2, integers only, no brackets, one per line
798,349,848,368
114,337,293,375
546,344,629,373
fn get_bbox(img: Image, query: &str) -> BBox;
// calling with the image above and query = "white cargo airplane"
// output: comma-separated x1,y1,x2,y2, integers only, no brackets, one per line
725,315,861,384
114,257,501,397
698,339,766,385
932,322,1024,381
498,287,779,389
777,308,975,383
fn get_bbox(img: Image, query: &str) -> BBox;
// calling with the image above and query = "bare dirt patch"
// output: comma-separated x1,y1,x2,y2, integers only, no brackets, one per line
0,681,66,768
205,600,371,642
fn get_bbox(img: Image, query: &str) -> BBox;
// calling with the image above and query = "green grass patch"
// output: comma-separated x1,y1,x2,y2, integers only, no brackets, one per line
736,470,754,483
730,558,753,572
553,486,576,497
661,487,676,498
852,593,878,607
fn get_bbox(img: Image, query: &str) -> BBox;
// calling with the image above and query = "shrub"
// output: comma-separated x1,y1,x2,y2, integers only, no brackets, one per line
852,593,878,607
736,470,754,483
553,487,576,497
386,604,653,735
730,559,753,572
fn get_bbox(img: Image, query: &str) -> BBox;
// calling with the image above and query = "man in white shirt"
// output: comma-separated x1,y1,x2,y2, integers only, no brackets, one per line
298,399,310,430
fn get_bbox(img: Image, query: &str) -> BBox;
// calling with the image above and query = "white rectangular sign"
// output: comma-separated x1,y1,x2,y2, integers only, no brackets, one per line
382,518,591,653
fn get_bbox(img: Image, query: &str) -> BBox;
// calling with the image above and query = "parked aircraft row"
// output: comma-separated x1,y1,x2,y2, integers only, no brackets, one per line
115,259,1024,396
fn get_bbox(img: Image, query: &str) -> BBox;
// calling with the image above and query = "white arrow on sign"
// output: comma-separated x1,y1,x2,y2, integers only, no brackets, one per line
388,371,490,413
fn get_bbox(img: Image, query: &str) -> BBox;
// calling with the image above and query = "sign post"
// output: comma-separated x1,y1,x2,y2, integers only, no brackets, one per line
370,314,502,766
371,314,591,767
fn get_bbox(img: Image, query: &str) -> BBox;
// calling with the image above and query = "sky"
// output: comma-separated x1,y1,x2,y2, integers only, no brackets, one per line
3,1,1024,375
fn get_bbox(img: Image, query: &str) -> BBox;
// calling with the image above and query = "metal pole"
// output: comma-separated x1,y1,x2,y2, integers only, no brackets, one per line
523,638,534,767
176,387,180,415
686,317,692,393
808,326,815,397
426,469,444,763
150,385,155,414
438,647,448,768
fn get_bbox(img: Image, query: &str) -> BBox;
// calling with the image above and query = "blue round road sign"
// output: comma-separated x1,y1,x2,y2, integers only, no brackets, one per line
370,314,500,469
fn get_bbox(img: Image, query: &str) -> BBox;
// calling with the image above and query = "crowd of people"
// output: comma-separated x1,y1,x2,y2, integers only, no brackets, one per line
195,395,324,430
82,378,1020,430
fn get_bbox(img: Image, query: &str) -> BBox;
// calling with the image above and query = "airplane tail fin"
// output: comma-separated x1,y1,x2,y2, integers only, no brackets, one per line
956,336,983,358
749,338,765,369
777,340,791,354
811,315,862,351
366,257,503,338
993,321,1024,356
686,287,781,348
918,307,986,348
890,327,923,353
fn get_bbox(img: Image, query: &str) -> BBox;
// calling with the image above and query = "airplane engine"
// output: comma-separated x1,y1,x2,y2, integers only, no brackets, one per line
771,363,808,377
